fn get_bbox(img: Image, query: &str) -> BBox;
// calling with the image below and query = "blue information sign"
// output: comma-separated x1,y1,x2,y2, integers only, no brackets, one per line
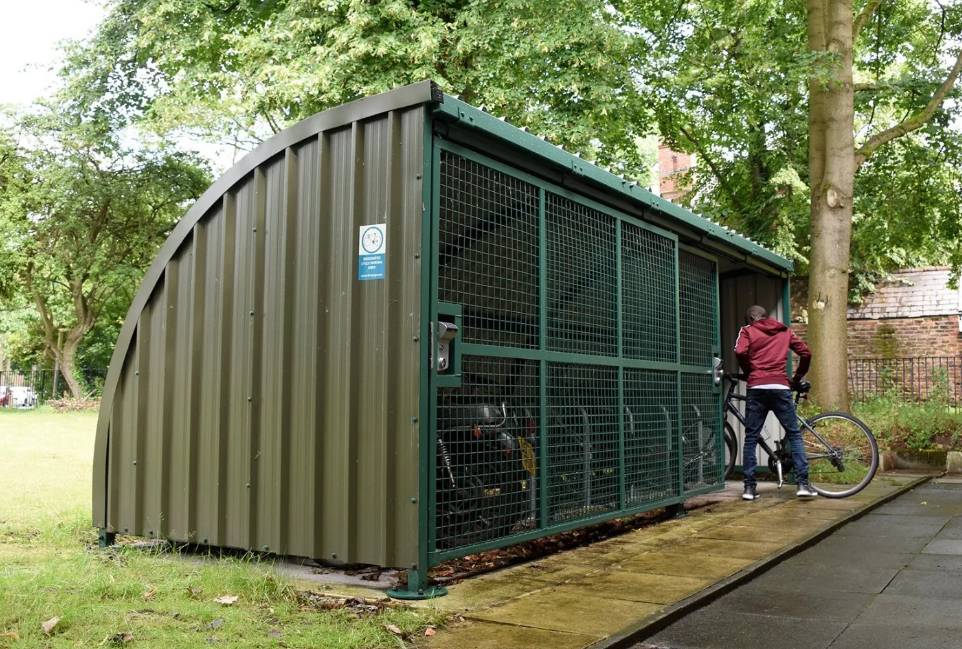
358,224,387,281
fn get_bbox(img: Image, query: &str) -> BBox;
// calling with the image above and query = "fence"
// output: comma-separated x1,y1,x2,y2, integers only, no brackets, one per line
848,356,962,405
0,368,107,404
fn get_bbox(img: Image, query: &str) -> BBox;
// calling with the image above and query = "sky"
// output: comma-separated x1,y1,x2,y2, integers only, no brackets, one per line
0,0,238,171
0,1,105,107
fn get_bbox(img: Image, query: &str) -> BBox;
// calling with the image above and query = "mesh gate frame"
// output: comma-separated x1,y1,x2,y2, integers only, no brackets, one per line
422,138,724,574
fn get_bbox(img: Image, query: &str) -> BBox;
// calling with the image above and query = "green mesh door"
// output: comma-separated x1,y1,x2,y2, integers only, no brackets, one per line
679,251,723,492
429,142,721,560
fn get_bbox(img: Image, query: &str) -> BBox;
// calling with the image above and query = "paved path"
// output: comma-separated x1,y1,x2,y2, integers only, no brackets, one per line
413,475,926,649
641,478,962,649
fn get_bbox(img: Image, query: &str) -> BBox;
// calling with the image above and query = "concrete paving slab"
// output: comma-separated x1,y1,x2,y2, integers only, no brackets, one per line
618,550,752,580
749,557,903,594
851,593,962,629
810,531,930,554
932,516,962,539
661,536,784,560
423,620,596,649
694,523,812,543
417,575,554,612
712,586,874,621
827,623,962,649
468,586,662,637
787,543,914,568
884,568,962,599
907,553,962,572
565,570,713,605
922,538,962,555
649,609,845,649
836,513,949,538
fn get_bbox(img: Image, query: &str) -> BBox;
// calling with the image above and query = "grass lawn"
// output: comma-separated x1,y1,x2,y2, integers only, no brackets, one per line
0,408,443,648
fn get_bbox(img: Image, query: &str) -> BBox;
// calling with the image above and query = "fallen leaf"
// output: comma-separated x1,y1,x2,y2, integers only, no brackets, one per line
0,631,19,641
106,632,134,645
41,617,60,636
384,623,403,636
207,619,224,630
424,627,436,637
143,585,157,601
186,586,203,600
213,595,239,606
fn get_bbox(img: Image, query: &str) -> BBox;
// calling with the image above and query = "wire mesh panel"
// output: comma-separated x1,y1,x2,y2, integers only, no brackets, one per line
681,372,723,491
434,356,540,551
623,222,677,362
624,369,679,505
679,251,718,367
546,193,617,356
546,363,619,523
430,145,723,562
438,151,540,348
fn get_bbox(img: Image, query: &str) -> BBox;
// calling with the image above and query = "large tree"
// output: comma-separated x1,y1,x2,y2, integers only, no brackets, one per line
0,109,209,397
806,0,962,408
621,0,962,408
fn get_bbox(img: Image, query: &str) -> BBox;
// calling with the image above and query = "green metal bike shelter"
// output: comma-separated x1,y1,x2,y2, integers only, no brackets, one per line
92,81,793,599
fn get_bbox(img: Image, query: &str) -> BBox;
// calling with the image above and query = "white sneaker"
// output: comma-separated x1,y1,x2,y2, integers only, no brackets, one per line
796,482,818,498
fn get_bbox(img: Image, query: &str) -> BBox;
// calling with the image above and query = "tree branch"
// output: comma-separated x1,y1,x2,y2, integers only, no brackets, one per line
853,0,883,40
855,48,962,168
676,125,743,211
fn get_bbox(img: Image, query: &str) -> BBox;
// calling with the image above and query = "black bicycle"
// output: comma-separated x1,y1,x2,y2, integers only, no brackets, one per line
721,373,879,498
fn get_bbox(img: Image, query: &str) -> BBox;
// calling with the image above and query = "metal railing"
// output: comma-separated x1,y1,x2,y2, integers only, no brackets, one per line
848,356,962,405
0,368,107,404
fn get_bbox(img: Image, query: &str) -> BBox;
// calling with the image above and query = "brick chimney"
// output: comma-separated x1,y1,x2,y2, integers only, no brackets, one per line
657,144,694,203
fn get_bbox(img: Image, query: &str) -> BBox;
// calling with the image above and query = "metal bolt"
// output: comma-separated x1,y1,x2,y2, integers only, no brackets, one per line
245,482,251,488
249,310,255,316
262,545,269,551
410,497,417,504
413,336,419,342
411,417,418,423
252,227,257,232
331,553,337,559
247,396,253,402
132,460,137,466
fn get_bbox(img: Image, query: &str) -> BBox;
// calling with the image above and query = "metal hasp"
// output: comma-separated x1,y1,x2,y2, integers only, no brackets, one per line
91,80,792,600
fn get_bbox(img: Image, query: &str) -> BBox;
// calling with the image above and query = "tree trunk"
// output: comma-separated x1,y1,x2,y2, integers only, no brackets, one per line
56,336,84,399
806,0,855,410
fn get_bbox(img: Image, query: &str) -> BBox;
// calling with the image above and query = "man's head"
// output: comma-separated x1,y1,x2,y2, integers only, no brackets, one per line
745,305,768,324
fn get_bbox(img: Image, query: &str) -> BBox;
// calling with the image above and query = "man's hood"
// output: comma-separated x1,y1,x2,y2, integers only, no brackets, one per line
750,317,788,335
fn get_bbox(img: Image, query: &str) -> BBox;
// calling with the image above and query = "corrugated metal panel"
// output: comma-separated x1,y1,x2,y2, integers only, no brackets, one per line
94,84,433,567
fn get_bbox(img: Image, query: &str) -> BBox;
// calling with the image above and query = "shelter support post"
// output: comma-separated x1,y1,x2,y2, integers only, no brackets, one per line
98,529,116,548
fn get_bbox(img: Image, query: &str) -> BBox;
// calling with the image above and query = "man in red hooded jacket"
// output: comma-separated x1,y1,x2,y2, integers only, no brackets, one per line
734,305,815,501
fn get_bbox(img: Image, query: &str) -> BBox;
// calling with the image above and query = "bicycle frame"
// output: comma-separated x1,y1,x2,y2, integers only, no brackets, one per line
723,379,843,487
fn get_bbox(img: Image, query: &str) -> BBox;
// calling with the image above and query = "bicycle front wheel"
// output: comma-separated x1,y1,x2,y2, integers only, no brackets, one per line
801,412,879,498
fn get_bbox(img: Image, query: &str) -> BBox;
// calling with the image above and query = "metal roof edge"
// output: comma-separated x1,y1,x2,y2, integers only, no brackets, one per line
93,80,441,527
432,95,794,273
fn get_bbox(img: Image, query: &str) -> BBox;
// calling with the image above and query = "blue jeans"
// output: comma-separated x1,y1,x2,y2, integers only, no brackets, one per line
743,389,808,487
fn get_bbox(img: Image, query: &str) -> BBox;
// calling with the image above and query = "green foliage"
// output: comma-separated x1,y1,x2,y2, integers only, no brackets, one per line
62,0,649,170
0,105,210,393
853,374,962,451
621,0,962,291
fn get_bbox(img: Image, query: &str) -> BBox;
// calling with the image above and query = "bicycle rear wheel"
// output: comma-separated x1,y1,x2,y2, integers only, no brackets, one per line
801,412,879,498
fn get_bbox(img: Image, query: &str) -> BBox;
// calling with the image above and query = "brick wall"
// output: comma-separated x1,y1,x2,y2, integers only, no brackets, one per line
791,316,962,359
